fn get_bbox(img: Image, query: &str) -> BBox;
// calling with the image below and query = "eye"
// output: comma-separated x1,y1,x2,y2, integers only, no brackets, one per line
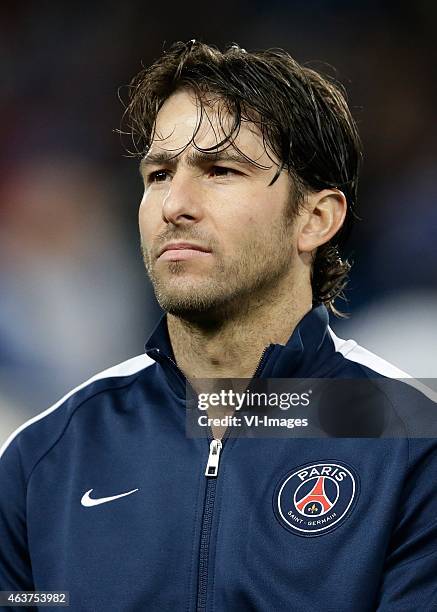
209,166,238,178
147,169,171,184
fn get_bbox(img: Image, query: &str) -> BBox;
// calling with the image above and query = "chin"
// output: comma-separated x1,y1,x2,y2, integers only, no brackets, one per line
154,284,227,319
157,293,214,316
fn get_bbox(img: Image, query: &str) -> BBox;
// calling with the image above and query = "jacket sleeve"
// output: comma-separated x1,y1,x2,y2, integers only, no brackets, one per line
0,437,36,597
375,441,437,610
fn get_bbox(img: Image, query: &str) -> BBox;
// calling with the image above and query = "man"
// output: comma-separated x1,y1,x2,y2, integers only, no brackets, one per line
0,41,436,611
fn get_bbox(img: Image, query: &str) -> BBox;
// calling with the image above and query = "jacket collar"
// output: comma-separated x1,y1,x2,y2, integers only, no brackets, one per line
257,304,335,378
145,304,336,388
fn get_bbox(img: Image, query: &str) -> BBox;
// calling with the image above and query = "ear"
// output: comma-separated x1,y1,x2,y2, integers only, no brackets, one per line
297,189,347,253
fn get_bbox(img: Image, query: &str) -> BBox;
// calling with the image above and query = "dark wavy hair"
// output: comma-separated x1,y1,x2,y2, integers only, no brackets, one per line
122,40,363,315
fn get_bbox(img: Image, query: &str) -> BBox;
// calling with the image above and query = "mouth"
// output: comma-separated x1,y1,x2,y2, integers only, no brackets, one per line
157,242,212,262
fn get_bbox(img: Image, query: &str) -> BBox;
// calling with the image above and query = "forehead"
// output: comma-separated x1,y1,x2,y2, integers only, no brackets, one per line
150,89,270,161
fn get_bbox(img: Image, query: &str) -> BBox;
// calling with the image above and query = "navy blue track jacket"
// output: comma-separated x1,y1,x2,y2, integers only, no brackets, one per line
0,305,436,611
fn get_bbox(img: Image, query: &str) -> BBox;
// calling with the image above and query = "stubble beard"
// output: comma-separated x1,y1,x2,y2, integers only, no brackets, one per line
142,207,297,322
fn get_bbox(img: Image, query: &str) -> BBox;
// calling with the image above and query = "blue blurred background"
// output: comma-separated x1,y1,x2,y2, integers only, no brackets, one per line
1,2,436,443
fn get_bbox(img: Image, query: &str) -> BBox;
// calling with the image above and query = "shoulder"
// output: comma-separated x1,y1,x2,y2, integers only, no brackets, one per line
328,324,436,397
327,326,411,378
328,326,437,440
0,353,155,477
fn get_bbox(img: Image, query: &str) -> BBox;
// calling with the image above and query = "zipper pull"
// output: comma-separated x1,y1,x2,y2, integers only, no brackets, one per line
205,439,222,477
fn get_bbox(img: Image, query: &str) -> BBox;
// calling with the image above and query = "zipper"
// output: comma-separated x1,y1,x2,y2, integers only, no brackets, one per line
149,344,274,611
198,433,232,610
251,344,274,378
196,345,274,611
149,349,220,609
197,460,217,611
205,439,222,477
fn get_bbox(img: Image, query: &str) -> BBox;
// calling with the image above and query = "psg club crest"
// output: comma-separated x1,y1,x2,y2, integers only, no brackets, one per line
274,462,359,537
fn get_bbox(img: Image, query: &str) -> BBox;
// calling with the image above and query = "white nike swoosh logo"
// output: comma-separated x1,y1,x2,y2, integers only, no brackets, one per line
81,488,139,507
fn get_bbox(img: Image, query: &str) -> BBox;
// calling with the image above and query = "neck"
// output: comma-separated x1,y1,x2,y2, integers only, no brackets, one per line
167,278,312,382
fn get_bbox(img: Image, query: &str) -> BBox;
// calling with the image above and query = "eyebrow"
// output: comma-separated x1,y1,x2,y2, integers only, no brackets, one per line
139,149,257,174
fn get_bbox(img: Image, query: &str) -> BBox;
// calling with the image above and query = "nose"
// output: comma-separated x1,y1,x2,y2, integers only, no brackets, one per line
161,170,203,227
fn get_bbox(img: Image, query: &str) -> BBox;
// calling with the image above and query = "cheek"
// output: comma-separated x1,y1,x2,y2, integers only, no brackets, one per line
138,193,160,243
138,201,148,242
225,204,293,256
221,218,263,254
138,195,147,227
218,202,270,250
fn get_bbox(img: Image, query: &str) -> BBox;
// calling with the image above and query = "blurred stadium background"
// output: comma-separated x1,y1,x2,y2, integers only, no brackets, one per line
1,2,436,444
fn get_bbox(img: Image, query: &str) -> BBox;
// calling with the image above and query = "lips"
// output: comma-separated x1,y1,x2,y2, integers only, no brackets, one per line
157,242,212,262
158,242,211,257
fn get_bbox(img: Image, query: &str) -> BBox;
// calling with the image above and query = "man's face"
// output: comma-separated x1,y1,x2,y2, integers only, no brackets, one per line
139,89,300,320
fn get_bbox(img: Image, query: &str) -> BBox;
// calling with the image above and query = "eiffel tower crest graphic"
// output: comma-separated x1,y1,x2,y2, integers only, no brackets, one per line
295,476,335,517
